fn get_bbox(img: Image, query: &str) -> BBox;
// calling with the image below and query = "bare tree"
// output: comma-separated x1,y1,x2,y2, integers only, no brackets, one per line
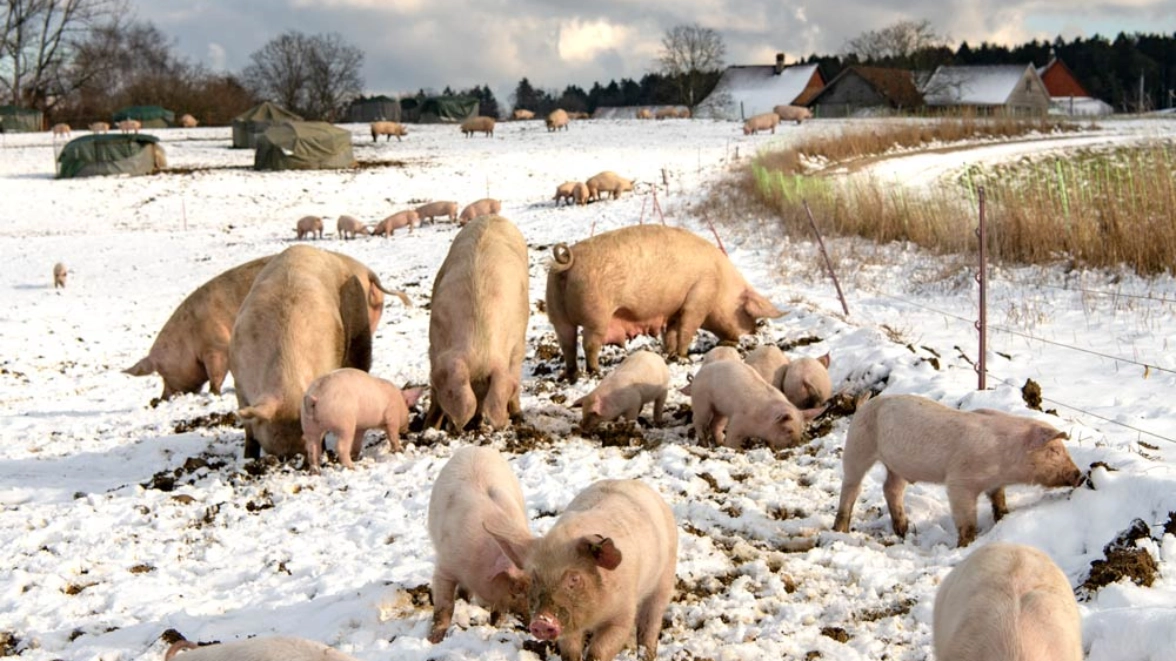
0,0,122,109
657,23,726,108
242,31,363,120
842,19,945,66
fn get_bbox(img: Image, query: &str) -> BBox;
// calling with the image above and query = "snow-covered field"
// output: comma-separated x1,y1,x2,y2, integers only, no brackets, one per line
1,116,1175,661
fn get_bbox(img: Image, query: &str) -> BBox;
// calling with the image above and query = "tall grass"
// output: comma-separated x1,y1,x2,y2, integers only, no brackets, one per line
721,119,1176,275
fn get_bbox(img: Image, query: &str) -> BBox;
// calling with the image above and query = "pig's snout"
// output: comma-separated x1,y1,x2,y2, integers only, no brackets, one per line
530,614,562,641
1068,468,1084,487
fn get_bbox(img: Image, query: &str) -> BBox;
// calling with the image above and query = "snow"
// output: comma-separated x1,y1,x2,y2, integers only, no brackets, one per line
923,65,1034,107
1,116,1175,661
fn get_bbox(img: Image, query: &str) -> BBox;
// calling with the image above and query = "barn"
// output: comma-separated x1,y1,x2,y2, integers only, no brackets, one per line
695,55,825,120
922,64,1051,116
1037,58,1113,116
806,66,924,118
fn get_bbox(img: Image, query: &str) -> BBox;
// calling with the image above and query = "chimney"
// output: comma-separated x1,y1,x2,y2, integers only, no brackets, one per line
774,53,785,75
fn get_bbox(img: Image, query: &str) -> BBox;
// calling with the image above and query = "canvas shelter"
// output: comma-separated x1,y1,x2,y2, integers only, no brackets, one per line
922,64,1051,115
0,105,43,132
400,96,478,123
346,95,402,123
807,66,924,118
695,55,825,120
232,101,304,149
56,133,166,179
253,121,355,171
112,105,175,128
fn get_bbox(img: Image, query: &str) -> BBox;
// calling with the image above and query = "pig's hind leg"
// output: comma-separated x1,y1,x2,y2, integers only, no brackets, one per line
428,569,459,643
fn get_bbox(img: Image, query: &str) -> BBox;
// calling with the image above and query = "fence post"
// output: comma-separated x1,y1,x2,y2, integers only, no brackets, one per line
975,186,988,390
802,201,850,316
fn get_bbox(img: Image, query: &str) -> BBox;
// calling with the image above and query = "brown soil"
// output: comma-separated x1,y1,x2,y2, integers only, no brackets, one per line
173,411,239,434
1081,518,1159,594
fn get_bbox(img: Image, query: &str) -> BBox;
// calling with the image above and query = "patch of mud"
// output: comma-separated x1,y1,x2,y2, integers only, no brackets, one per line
779,336,823,351
173,411,239,434
158,629,186,645
1021,378,1043,410
142,455,229,492
589,420,646,448
522,639,558,659
0,631,20,656
857,598,915,622
503,422,556,453
807,391,866,439
820,627,850,643
1165,511,1176,537
1081,518,1159,596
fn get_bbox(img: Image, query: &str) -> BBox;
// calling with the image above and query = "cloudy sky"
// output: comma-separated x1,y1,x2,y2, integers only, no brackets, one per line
136,0,1171,103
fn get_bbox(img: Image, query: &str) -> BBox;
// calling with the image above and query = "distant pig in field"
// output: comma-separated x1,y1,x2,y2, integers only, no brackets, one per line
585,171,634,201
574,350,669,431
370,120,407,142
425,215,529,431
512,109,535,120
125,256,273,399
691,360,822,450
636,108,653,120
164,636,360,661
461,115,496,137
782,353,830,408
300,367,423,473
553,182,578,206
428,446,532,642
51,123,71,138
744,344,789,390
295,215,323,240
545,225,783,382
415,201,458,224
458,198,501,226
488,479,677,661
336,215,370,239
772,104,813,124
571,182,589,205
53,262,68,289
833,394,1084,547
179,114,199,128
742,112,780,135
89,122,110,133
373,209,420,236
117,119,141,134
934,542,1082,661
546,108,570,132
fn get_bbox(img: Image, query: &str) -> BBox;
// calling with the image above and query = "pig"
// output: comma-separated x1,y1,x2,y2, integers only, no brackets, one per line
934,542,1082,661
179,113,199,128
428,446,532,642
545,225,783,382
370,120,407,142
744,344,789,391
51,123,71,138
636,108,653,120
691,360,822,450
512,109,535,120
373,209,420,236
573,350,670,431
676,107,692,119
424,215,529,431
460,115,496,137
124,256,273,398
300,367,423,473
742,112,780,135
546,108,569,132
772,104,813,124
52,262,68,289
117,118,141,134
89,121,110,133
832,394,1084,547
336,214,370,239
294,215,323,240
679,345,741,397
655,107,677,120
782,353,831,408
458,198,502,226
487,479,677,661
585,171,634,201
571,182,589,206
164,637,360,661
230,246,391,458
553,182,578,206
415,200,459,224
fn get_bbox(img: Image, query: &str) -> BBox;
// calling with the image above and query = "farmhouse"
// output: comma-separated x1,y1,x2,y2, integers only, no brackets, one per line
922,64,1051,115
695,55,824,120
1037,57,1113,116
806,66,925,118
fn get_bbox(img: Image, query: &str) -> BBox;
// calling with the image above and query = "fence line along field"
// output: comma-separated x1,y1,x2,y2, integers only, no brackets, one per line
1,116,1175,661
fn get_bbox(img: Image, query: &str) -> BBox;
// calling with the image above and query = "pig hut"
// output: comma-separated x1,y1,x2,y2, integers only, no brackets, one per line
112,105,176,129
56,134,167,178
253,121,355,171
231,101,304,149
0,105,43,132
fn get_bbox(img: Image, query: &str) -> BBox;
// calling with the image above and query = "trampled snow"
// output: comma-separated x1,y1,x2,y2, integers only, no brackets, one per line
1,116,1174,661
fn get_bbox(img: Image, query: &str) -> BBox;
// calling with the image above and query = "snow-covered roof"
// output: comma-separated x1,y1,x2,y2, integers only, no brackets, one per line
695,63,820,120
1048,97,1115,116
923,64,1034,106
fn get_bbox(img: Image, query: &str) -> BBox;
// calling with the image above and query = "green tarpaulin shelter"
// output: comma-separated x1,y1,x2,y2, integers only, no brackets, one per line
253,121,355,171
400,96,478,123
57,134,166,179
346,95,401,123
112,105,175,128
232,101,303,149
0,105,43,132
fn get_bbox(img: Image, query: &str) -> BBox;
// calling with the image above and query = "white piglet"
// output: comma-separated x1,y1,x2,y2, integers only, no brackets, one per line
690,360,823,449
574,350,670,431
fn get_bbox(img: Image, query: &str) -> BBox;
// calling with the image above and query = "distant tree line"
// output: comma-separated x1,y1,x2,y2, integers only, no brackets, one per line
508,71,723,117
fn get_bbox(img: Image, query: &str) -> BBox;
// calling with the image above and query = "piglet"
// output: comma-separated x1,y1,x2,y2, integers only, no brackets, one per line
300,368,423,474
782,353,831,408
295,215,323,240
934,542,1082,661
488,479,677,661
574,350,669,431
374,210,420,237
833,394,1083,547
427,446,532,642
53,262,68,289
744,344,789,390
165,636,359,661
691,360,823,450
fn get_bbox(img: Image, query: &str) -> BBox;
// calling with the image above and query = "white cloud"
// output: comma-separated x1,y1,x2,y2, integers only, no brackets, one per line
557,19,631,64
206,42,227,71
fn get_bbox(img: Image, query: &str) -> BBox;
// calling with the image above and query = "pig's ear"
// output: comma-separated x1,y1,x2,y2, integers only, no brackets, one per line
578,535,622,570
775,410,796,426
490,549,523,576
817,353,831,368
740,290,784,319
238,398,279,422
1025,425,1067,449
401,387,424,409
484,523,532,569
800,405,826,421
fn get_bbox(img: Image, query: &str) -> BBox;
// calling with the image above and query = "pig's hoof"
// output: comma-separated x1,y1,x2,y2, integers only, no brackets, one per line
427,628,446,644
